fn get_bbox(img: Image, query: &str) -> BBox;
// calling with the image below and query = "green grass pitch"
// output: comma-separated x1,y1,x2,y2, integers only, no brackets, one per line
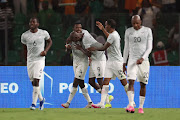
0,108,180,120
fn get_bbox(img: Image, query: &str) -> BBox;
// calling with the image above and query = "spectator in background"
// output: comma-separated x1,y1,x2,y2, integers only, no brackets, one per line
168,23,180,49
138,0,160,29
166,23,179,65
151,41,169,66
103,0,118,13
125,0,137,15
37,0,55,29
90,0,104,19
13,0,27,15
0,0,14,63
161,0,176,13
62,0,76,15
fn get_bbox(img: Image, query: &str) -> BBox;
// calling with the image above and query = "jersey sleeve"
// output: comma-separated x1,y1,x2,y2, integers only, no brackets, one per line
123,29,129,63
83,34,96,49
142,28,153,59
107,34,114,44
21,33,26,45
44,30,50,40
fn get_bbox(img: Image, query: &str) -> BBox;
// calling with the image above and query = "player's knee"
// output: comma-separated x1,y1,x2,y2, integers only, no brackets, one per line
33,79,39,86
140,82,146,88
79,84,85,89
88,79,94,86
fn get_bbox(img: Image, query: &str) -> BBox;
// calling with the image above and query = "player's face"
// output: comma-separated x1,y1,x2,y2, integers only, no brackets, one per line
105,21,111,32
72,32,82,42
132,19,141,30
29,18,39,30
74,24,82,33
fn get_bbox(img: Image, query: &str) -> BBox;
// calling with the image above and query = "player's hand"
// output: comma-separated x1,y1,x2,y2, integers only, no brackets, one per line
136,58,144,64
123,63,127,75
65,44,71,49
87,47,96,51
66,37,72,43
96,21,104,30
75,44,82,50
40,51,47,56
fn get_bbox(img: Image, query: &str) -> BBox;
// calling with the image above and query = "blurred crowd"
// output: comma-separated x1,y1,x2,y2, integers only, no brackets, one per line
0,0,179,66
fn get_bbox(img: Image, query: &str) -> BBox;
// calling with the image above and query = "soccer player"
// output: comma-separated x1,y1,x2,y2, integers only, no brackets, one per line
88,19,129,108
21,17,52,110
123,15,153,113
61,25,93,108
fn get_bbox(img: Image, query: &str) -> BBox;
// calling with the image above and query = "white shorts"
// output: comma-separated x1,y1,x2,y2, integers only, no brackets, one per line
73,61,88,80
27,60,45,81
89,60,106,78
104,61,126,80
127,60,150,84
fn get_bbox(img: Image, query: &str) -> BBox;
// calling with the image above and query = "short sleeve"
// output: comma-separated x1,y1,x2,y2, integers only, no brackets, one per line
107,34,114,44
21,33,26,45
44,30,50,40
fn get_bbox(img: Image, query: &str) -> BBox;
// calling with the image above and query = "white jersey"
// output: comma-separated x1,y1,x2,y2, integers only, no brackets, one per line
106,31,123,62
21,29,50,62
82,30,106,61
71,41,88,63
123,26,153,63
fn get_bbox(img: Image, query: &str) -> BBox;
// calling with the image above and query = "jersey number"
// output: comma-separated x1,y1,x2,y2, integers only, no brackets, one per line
134,37,141,43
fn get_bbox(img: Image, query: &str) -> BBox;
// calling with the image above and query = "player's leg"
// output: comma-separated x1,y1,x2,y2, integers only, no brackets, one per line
137,61,150,113
89,64,102,93
126,61,137,113
89,77,102,93
79,79,93,108
61,78,78,108
92,78,111,108
30,78,40,110
138,82,146,113
33,60,45,110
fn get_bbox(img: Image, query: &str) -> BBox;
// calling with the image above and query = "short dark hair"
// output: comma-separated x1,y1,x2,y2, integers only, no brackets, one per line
107,19,116,29
74,20,82,26
30,17,39,23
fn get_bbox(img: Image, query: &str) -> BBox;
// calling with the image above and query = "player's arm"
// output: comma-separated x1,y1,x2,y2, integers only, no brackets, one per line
40,38,52,56
23,44,27,62
123,30,129,74
96,21,109,38
137,28,153,64
87,42,111,51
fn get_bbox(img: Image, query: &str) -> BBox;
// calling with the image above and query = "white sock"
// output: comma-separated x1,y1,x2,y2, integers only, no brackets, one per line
100,85,109,105
124,83,129,93
127,91,134,107
97,89,101,93
38,86,43,101
105,94,110,104
139,96,145,108
81,87,92,103
67,87,77,103
32,86,39,105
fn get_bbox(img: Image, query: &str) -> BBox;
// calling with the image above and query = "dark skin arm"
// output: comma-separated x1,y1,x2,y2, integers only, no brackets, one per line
40,38,52,56
96,21,109,38
23,44,27,62
87,42,111,51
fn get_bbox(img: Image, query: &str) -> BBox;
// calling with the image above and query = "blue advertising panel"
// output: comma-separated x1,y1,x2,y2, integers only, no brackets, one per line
0,66,180,108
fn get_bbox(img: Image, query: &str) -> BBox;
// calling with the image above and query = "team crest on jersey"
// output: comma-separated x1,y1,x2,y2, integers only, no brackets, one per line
33,41,37,46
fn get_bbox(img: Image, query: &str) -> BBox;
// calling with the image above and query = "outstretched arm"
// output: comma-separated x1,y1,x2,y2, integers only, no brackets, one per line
96,21,109,38
87,42,111,51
